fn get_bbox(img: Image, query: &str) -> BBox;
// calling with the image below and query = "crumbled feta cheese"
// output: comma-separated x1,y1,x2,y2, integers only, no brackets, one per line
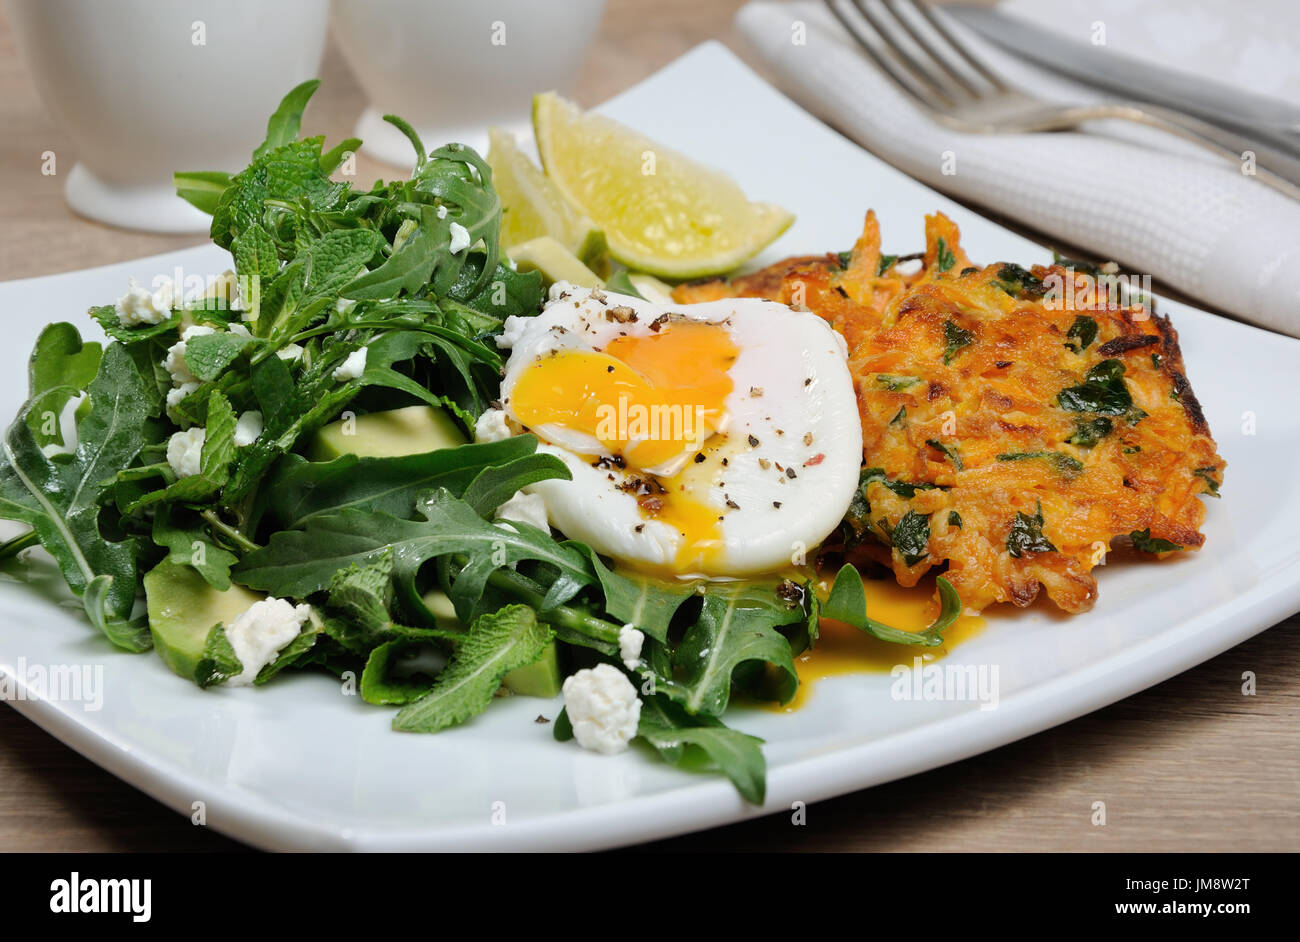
474,408,512,444
165,381,200,425
547,280,576,302
162,324,216,385
494,491,548,533
618,625,645,671
562,664,641,755
115,277,175,326
223,598,313,687
227,322,251,338
436,204,448,219
333,346,368,381
166,426,206,478
448,221,471,254
277,343,304,362
496,315,530,350
233,410,264,447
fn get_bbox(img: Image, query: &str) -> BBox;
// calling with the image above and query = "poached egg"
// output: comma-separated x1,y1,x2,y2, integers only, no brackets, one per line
480,283,863,578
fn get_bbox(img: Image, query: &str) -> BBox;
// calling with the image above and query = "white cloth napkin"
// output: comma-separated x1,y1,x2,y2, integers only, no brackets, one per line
734,0,1300,336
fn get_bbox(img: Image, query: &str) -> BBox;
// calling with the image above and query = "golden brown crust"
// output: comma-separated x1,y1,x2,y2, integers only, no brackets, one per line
673,212,1225,614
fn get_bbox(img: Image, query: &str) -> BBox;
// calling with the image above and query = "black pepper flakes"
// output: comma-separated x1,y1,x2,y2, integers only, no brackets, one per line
747,434,760,447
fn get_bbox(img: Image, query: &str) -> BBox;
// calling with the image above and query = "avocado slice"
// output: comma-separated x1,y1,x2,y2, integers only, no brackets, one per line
144,560,261,680
310,404,466,461
502,642,563,698
421,587,563,698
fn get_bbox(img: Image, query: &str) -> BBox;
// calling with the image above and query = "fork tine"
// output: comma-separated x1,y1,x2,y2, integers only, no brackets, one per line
911,0,1009,93
849,0,961,105
823,0,957,109
881,0,984,99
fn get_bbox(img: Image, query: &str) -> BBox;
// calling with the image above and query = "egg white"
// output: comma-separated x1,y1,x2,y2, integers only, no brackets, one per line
486,283,863,577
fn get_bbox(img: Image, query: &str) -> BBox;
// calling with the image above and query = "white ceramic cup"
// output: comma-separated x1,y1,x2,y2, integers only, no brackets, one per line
331,0,608,167
7,0,330,233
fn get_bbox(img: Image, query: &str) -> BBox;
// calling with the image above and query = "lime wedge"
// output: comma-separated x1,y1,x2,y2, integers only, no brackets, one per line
532,92,794,280
509,235,605,289
487,127,606,266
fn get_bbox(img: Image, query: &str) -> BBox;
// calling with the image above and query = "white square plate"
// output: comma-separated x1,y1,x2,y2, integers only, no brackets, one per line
2,42,1298,851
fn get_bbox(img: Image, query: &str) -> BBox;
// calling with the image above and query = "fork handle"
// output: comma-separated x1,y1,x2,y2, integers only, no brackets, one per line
1086,102,1300,202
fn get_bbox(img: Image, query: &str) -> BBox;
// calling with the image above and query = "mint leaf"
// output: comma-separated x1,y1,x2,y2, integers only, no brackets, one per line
194,622,243,688
361,639,441,705
304,228,385,297
392,605,553,732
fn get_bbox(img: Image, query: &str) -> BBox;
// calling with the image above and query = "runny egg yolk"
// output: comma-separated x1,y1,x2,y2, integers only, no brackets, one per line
511,322,739,572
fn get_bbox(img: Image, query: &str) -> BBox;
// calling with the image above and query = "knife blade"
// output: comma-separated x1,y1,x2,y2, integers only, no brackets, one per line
945,4,1300,153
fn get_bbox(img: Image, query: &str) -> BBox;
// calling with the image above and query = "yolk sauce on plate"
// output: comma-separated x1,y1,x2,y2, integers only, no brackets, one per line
774,573,986,712
511,322,740,572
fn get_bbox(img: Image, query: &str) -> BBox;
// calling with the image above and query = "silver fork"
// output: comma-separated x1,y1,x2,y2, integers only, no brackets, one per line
823,0,1300,201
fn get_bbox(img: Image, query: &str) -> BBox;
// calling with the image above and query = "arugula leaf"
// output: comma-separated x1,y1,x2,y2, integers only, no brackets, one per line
152,505,238,591
235,487,591,614
822,563,961,646
174,170,233,215
1006,501,1057,557
255,79,321,159
637,694,767,804
0,341,158,645
23,323,101,448
392,605,553,732
460,451,570,518
1130,529,1182,553
264,435,542,530
664,582,801,716
570,544,696,643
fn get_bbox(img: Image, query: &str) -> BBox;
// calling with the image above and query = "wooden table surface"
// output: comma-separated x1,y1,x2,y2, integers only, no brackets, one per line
1,0,1296,853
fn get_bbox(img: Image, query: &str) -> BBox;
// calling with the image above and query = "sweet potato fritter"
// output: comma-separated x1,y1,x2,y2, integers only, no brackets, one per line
674,211,1225,614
